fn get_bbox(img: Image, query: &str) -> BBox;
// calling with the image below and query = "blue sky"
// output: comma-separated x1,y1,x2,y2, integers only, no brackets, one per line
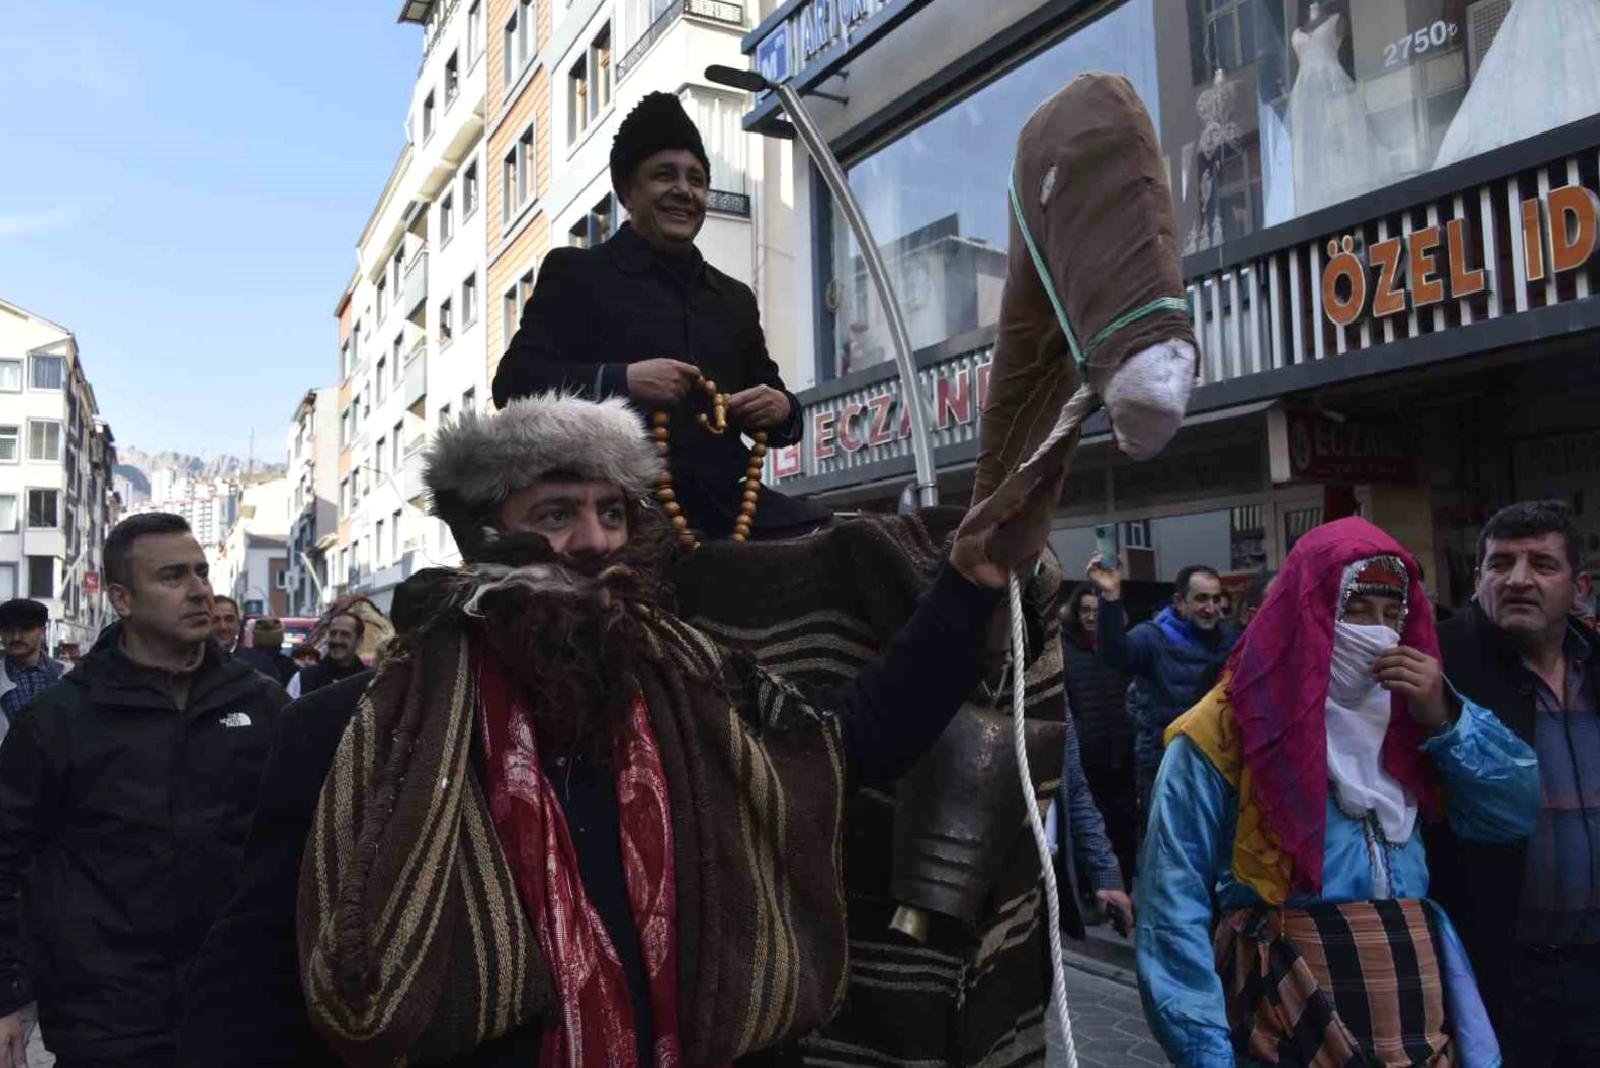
0,2,420,460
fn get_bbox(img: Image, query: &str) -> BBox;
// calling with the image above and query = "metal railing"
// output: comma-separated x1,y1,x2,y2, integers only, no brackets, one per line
618,0,743,81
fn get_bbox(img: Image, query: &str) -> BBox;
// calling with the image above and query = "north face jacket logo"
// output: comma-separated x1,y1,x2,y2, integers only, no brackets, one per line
219,712,253,728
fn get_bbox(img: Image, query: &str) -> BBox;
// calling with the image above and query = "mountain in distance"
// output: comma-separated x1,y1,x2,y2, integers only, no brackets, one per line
116,447,285,498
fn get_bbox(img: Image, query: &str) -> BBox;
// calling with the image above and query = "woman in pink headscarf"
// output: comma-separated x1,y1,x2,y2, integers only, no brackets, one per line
1135,518,1539,1068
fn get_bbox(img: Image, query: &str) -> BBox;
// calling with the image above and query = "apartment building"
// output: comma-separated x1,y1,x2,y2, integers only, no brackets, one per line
485,0,771,390
0,299,121,652
211,477,290,618
328,0,491,615
285,387,340,616
131,476,239,547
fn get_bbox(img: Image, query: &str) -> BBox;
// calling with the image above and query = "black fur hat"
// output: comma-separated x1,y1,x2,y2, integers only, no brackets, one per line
609,91,711,199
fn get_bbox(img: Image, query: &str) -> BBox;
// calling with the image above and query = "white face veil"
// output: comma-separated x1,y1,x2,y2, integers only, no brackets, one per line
1324,556,1417,845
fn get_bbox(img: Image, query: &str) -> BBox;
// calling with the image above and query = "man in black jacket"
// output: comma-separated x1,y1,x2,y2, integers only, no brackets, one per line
235,618,297,686
1059,581,1136,885
178,391,1062,1067
1431,499,1599,1064
0,512,286,1067
492,91,829,541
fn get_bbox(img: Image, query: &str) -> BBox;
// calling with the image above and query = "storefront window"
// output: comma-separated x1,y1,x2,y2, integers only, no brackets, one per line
826,0,1160,377
823,0,1600,374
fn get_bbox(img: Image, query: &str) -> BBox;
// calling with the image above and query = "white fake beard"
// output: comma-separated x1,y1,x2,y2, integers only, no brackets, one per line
1325,621,1417,844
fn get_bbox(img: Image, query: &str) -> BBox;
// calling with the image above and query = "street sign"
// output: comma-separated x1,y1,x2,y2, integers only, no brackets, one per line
755,21,790,85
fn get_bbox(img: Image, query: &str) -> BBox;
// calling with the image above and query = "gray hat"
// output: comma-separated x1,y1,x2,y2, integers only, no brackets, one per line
423,392,664,551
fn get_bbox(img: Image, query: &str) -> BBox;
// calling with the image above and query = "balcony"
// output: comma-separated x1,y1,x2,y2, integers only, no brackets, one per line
617,0,743,81
403,341,427,410
401,448,428,504
401,251,428,323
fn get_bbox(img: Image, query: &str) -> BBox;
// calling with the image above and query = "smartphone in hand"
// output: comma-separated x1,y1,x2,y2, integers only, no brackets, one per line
1093,525,1120,572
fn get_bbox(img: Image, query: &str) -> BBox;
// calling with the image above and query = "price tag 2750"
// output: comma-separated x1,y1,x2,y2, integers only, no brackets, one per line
1383,19,1461,68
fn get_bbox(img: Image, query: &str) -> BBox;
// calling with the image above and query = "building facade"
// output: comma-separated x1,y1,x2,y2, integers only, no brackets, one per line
0,299,121,651
740,0,1600,605
211,477,290,619
285,387,340,617
131,475,239,547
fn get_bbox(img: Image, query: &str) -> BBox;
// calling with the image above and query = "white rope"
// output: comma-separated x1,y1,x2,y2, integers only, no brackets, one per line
1005,382,1099,1068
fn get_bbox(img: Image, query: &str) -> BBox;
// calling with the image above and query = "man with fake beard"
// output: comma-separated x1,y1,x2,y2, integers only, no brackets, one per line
1136,518,1539,1068
178,391,1063,1068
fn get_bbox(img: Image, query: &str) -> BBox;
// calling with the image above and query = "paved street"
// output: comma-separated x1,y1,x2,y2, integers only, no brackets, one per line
1045,957,1168,1068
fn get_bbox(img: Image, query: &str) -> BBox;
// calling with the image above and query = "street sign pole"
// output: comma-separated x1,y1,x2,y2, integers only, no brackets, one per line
706,66,939,508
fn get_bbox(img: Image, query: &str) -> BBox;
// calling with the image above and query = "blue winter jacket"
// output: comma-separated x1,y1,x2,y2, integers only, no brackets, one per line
1095,599,1237,778
1135,699,1539,1068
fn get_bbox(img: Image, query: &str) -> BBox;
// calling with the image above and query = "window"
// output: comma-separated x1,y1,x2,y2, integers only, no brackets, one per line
392,510,403,561
29,355,64,391
392,246,405,290
468,0,484,63
683,86,751,200
0,496,16,531
376,276,388,320
462,273,478,328
375,437,387,478
26,489,58,529
502,123,536,224
503,266,535,342
0,565,17,601
375,519,387,566
393,336,403,385
0,426,18,464
340,477,350,513
462,388,476,414
440,192,455,245
27,557,51,599
462,161,480,218
392,422,403,469
27,420,61,462
439,402,453,427
445,52,460,106
422,90,436,141
340,340,352,380
568,23,612,144
0,361,20,392
570,194,614,248
439,298,454,343
503,0,535,85
375,357,388,402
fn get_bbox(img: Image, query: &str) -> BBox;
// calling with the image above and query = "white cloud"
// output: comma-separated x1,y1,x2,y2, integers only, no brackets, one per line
0,209,73,238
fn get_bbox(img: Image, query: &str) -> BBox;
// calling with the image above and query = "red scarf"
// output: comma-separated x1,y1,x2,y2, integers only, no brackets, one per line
478,651,682,1068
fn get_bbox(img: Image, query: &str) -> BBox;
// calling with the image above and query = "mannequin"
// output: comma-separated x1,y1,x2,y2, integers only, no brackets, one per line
1290,0,1382,213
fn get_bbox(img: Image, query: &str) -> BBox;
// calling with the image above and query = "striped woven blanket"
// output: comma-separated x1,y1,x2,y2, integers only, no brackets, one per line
672,509,1067,1068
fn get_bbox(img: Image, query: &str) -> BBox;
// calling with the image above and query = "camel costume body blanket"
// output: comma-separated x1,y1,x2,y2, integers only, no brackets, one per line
673,510,1068,1068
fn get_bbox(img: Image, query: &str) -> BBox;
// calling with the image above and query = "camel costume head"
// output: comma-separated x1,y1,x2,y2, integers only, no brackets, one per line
971,72,1197,514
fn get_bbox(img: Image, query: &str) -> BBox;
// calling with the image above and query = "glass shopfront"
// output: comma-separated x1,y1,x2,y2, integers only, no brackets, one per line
820,0,1600,377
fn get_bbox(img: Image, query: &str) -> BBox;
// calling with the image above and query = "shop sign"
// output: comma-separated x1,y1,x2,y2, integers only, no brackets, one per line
751,0,890,85
1320,181,1600,329
770,356,993,479
82,571,100,596
1271,408,1418,485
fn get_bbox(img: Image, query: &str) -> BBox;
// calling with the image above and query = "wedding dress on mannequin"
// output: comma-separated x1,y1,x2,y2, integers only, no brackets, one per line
1435,0,1600,167
1290,8,1384,214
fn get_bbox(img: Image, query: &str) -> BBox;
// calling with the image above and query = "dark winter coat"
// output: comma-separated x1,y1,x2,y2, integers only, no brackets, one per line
291,655,366,697
1059,619,1131,774
1428,602,1596,1027
491,222,830,540
1095,598,1236,779
0,623,287,1063
236,646,296,686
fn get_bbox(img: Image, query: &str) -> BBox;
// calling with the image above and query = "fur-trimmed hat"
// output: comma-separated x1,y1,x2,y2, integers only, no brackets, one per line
609,91,711,199
424,392,663,551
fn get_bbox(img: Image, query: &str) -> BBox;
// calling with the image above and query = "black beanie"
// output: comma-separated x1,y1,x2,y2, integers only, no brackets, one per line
0,599,47,630
609,91,711,199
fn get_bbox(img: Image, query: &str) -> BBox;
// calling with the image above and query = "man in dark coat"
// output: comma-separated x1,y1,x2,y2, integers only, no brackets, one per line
285,612,365,699
1059,581,1137,885
0,598,64,747
1086,558,1238,815
0,512,286,1066
235,618,296,686
177,392,1061,1067
1431,499,1600,1064
491,91,829,541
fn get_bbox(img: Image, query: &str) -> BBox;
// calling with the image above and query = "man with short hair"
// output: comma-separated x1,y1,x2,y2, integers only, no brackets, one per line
211,595,241,653
285,613,365,699
1432,499,1600,1063
0,600,63,746
0,512,286,1066
1087,558,1240,813
178,391,1061,1067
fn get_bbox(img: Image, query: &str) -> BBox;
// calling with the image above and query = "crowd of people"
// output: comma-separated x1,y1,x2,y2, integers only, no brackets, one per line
0,91,1588,1068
